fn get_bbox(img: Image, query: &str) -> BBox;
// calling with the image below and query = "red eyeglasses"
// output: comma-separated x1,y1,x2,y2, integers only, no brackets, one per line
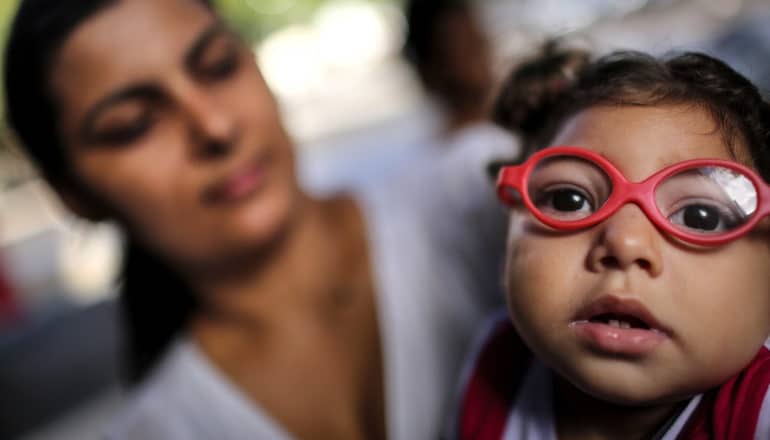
496,146,770,246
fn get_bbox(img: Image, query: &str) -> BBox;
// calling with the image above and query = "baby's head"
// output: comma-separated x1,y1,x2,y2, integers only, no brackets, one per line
494,46,770,406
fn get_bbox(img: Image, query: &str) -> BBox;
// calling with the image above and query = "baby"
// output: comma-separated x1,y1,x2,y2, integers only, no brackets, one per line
453,46,770,440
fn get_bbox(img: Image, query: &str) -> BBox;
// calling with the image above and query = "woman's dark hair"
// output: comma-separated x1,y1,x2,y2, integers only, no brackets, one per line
494,43,770,181
4,0,212,382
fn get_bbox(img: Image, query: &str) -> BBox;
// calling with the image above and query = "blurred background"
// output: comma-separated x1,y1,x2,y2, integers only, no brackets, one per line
1,0,769,438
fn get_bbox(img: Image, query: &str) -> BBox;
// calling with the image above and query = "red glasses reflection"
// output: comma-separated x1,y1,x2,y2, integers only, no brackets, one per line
496,146,770,246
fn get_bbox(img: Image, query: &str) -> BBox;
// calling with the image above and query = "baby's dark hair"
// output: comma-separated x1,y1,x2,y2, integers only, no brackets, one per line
494,43,770,182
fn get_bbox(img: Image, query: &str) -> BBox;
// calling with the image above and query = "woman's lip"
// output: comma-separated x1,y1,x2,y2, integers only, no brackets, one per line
204,157,266,204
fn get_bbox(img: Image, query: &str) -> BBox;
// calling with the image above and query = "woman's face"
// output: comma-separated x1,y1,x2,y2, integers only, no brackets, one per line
505,104,770,405
50,0,300,270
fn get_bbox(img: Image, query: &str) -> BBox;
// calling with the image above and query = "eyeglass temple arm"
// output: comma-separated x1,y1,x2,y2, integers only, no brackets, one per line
496,165,525,206
759,180,770,219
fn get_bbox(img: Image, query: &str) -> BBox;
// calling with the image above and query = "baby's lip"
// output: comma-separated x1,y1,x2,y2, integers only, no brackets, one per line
574,295,671,335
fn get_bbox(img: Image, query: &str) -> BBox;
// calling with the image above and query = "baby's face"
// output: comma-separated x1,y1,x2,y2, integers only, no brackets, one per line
505,104,770,405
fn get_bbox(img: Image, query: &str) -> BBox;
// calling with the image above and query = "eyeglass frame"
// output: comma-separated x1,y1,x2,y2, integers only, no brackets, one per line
496,145,770,246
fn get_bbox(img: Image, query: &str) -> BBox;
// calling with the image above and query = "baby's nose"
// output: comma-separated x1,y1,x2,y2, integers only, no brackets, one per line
588,204,663,276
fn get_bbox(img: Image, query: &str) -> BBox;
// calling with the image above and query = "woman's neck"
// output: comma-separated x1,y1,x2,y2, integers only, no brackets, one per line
185,194,385,440
186,194,368,329
553,375,685,440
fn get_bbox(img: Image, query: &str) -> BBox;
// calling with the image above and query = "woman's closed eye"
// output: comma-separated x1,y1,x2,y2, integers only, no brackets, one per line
90,103,157,146
80,85,166,147
194,34,242,82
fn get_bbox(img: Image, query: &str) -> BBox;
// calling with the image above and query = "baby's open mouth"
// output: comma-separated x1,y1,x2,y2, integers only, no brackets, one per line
575,295,668,333
588,313,651,330
572,295,670,356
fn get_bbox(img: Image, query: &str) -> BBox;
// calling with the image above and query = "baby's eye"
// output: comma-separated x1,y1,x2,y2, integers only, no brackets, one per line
534,185,595,220
667,202,738,233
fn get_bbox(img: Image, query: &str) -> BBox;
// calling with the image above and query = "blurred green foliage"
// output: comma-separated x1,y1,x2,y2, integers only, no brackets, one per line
217,0,400,42
216,0,329,42
0,0,20,154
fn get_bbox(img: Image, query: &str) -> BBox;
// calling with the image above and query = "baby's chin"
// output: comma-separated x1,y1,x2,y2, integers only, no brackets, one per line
548,359,699,408
565,371,701,408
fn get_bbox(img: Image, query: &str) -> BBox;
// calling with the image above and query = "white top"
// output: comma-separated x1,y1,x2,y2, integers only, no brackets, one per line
108,122,519,440
499,360,704,440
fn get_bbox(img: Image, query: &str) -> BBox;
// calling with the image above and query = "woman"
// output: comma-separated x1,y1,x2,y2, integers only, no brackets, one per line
4,0,510,438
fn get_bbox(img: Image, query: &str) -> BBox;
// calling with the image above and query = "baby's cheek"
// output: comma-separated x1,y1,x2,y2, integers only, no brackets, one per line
506,239,540,293
505,237,568,317
504,239,564,353
507,234,573,286
668,246,770,387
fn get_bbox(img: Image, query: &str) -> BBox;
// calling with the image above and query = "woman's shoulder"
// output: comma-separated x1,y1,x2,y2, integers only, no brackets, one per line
107,392,191,439
106,338,293,440
106,339,200,439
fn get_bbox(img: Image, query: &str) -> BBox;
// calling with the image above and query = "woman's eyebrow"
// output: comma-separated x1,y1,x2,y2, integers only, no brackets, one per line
80,86,160,139
184,21,228,70
78,22,226,140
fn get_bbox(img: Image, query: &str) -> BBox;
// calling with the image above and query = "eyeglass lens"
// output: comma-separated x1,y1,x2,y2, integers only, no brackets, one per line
526,155,758,235
654,166,756,234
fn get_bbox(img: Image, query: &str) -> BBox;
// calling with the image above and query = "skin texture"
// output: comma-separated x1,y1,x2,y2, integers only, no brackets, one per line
49,1,384,439
505,104,770,439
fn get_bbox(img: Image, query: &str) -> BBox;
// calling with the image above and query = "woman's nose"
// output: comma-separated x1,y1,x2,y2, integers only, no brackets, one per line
587,204,664,277
180,86,239,159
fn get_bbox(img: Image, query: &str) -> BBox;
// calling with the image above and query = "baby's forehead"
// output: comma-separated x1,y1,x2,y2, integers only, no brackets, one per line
719,129,757,170
548,104,753,177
